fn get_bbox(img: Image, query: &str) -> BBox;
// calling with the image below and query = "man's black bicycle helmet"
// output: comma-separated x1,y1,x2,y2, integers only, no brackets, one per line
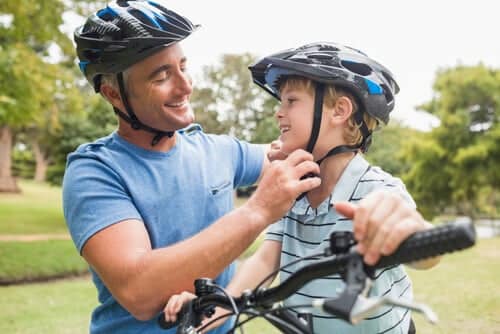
74,0,199,146
75,0,198,93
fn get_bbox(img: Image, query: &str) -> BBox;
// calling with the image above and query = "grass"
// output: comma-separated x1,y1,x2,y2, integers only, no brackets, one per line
0,238,497,333
0,277,96,334
1,181,499,332
0,180,66,234
0,240,88,284
409,237,500,333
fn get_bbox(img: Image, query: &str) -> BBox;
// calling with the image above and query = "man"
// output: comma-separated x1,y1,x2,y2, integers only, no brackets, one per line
62,1,320,333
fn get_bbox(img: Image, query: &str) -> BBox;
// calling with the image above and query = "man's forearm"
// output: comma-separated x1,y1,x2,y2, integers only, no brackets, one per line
118,203,270,320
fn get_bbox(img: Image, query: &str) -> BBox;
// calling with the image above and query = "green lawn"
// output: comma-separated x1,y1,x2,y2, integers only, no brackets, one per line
0,277,96,334
0,240,88,284
1,181,499,333
0,180,66,234
0,238,498,333
409,237,500,333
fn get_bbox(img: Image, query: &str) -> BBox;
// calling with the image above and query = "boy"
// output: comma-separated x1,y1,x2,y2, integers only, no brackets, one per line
165,42,438,333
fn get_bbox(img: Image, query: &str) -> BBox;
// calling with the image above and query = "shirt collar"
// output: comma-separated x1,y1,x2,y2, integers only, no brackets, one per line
290,154,370,216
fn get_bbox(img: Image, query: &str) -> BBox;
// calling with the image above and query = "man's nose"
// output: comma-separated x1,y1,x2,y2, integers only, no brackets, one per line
175,71,193,95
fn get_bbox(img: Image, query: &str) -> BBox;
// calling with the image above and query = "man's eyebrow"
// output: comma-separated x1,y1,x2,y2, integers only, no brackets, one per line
147,58,187,80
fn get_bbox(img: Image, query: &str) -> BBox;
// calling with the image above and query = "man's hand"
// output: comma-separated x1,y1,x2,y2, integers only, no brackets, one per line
335,191,433,266
267,140,289,162
247,149,321,224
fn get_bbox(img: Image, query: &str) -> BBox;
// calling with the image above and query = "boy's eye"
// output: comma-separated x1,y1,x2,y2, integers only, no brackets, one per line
287,98,297,104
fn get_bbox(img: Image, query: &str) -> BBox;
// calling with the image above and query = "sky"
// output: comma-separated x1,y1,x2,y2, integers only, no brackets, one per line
63,0,500,131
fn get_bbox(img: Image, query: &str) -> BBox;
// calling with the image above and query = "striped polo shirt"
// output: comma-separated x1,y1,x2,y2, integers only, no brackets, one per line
266,154,416,334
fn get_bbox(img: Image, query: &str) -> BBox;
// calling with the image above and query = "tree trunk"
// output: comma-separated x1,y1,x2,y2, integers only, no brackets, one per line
32,140,48,182
0,126,20,192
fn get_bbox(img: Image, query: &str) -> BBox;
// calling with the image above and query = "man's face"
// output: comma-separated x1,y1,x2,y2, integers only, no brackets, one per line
125,43,194,132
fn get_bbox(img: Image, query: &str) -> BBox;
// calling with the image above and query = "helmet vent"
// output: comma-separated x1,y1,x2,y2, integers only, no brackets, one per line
318,45,340,52
340,60,372,76
380,84,394,104
307,52,333,60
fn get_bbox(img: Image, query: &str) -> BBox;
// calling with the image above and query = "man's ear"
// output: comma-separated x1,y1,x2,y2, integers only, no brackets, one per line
332,96,353,122
100,84,123,109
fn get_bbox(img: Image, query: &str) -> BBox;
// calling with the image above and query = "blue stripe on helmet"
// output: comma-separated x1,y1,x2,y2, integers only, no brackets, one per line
133,2,170,29
97,6,117,19
78,61,89,73
364,78,383,95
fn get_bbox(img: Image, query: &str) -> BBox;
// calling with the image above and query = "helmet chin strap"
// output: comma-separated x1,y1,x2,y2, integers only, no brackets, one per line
114,72,175,146
296,84,372,201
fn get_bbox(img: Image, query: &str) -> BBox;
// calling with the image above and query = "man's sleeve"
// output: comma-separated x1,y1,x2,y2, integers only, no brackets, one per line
62,157,141,253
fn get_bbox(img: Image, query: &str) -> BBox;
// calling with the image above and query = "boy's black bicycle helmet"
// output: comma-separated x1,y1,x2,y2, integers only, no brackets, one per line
74,0,199,146
249,42,399,125
250,42,400,199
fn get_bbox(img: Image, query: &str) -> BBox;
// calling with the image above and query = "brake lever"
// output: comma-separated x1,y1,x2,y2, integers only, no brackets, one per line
350,295,438,325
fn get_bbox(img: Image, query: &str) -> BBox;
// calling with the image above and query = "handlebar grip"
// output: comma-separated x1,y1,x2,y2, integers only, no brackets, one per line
375,220,476,269
158,311,180,330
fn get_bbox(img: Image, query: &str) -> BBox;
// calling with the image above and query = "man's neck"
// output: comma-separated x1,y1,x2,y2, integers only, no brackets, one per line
117,125,177,152
306,152,356,209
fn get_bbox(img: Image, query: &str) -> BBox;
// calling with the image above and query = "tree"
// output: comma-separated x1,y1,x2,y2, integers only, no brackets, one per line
0,0,73,191
191,53,278,142
364,121,419,178
45,95,117,186
401,64,500,219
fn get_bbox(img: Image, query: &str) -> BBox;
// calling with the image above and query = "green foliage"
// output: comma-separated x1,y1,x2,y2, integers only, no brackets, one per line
12,146,35,179
191,53,278,142
402,65,500,218
365,121,419,177
46,95,117,185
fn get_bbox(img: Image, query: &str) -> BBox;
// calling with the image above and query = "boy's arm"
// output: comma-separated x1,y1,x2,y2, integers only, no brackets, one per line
226,239,282,296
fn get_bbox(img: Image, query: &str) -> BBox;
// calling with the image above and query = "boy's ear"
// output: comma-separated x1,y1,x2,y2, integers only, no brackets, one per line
100,84,123,109
332,96,353,122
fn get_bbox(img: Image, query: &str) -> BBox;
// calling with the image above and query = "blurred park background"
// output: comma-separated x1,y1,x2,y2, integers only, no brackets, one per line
0,0,499,333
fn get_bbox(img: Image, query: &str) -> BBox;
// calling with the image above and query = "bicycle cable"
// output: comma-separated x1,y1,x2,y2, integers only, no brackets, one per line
253,251,325,292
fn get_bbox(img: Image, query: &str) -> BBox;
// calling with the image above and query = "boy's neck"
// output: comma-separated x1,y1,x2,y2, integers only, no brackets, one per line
306,152,356,209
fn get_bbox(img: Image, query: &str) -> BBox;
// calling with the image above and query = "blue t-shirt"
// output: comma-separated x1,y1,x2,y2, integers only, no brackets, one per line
62,125,264,334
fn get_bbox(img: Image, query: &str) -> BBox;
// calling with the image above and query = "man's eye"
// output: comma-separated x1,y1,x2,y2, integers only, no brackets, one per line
155,72,170,82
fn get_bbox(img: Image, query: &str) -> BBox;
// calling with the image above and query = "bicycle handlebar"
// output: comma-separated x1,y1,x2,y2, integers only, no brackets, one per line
158,220,476,331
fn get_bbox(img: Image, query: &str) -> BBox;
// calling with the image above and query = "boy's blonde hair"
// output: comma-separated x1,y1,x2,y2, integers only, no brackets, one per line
280,76,378,146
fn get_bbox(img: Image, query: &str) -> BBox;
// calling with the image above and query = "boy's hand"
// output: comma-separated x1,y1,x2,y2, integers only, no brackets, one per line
335,191,431,265
163,292,231,333
163,291,196,324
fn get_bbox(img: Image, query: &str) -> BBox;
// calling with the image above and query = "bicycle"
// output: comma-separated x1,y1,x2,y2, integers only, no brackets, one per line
158,220,476,333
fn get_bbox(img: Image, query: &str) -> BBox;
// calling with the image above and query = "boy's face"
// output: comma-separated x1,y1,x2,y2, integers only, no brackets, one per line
275,85,315,155
124,43,195,132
